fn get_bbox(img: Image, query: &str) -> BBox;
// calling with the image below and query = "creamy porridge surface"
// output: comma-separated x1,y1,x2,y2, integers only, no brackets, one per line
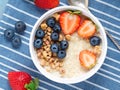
49,33,92,78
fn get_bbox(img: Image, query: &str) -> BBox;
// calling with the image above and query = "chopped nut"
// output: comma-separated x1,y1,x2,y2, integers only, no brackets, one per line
40,22,48,30
49,58,54,63
47,44,51,48
43,51,48,58
47,27,52,32
48,36,51,41
47,32,51,36
59,62,63,67
65,34,71,41
46,47,50,52
52,13,60,21
40,59,46,67
53,53,57,57
45,40,50,45
47,52,52,57
59,34,64,41
59,68,65,74
40,55,44,59
37,52,41,58
43,38,47,42
51,63,55,69
93,46,101,56
55,62,60,67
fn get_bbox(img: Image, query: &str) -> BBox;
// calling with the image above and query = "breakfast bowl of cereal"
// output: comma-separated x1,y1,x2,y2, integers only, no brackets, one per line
29,6,107,84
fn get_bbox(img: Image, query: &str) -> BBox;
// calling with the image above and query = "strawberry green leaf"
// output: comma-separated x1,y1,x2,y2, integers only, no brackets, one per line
25,78,39,90
67,10,81,15
34,78,39,89
73,10,81,14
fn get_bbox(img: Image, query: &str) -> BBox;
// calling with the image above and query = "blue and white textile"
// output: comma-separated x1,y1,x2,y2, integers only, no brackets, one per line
0,0,120,90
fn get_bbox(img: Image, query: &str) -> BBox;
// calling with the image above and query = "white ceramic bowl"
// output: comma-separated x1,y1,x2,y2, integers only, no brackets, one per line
29,6,107,84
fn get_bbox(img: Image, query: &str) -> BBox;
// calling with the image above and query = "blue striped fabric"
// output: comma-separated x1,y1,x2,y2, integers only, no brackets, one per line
0,0,120,90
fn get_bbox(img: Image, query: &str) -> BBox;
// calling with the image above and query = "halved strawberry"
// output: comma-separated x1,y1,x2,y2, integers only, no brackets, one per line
77,20,96,39
79,50,97,69
59,11,81,34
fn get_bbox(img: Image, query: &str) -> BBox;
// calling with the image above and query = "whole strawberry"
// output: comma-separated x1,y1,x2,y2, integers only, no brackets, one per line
33,0,59,9
8,71,39,90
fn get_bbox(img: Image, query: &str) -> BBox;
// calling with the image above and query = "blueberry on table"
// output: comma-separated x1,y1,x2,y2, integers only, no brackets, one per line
50,43,59,53
51,32,59,41
46,17,56,28
15,21,26,34
35,29,45,38
53,23,61,33
4,29,15,41
34,39,43,49
60,40,68,50
11,36,21,48
57,50,66,59
90,36,101,46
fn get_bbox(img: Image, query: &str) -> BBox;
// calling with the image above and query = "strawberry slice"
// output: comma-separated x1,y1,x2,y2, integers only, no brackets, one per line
8,71,39,90
79,50,96,69
77,20,96,39
59,11,81,34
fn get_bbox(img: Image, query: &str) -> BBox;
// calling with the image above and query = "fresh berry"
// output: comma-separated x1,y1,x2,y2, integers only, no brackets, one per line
79,50,96,69
8,71,31,90
59,11,81,34
57,50,66,59
11,36,21,48
90,36,101,46
60,40,69,50
35,29,45,38
15,21,26,34
46,17,56,28
53,23,61,33
4,29,15,41
8,71,39,90
34,39,43,48
50,43,59,53
51,32,59,41
34,0,59,9
78,20,96,39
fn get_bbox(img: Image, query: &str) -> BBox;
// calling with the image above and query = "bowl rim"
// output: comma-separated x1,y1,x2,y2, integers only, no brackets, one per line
29,6,107,84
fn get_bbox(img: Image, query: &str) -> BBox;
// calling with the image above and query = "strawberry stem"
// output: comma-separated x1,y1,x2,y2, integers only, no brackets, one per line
67,10,81,15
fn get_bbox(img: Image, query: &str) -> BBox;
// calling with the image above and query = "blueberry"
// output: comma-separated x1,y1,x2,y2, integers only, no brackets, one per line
51,32,59,41
35,29,45,38
60,40,69,50
15,21,26,34
34,39,43,49
4,29,15,41
11,36,21,48
57,50,66,59
46,17,56,28
53,23,61,33
90,36,101,46
50,43,59,53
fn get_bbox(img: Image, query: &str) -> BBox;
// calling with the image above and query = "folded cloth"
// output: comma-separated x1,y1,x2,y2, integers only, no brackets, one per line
0,0,120,90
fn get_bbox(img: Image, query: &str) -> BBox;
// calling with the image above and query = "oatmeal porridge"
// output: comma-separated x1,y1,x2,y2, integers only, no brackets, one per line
33,10,102,78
